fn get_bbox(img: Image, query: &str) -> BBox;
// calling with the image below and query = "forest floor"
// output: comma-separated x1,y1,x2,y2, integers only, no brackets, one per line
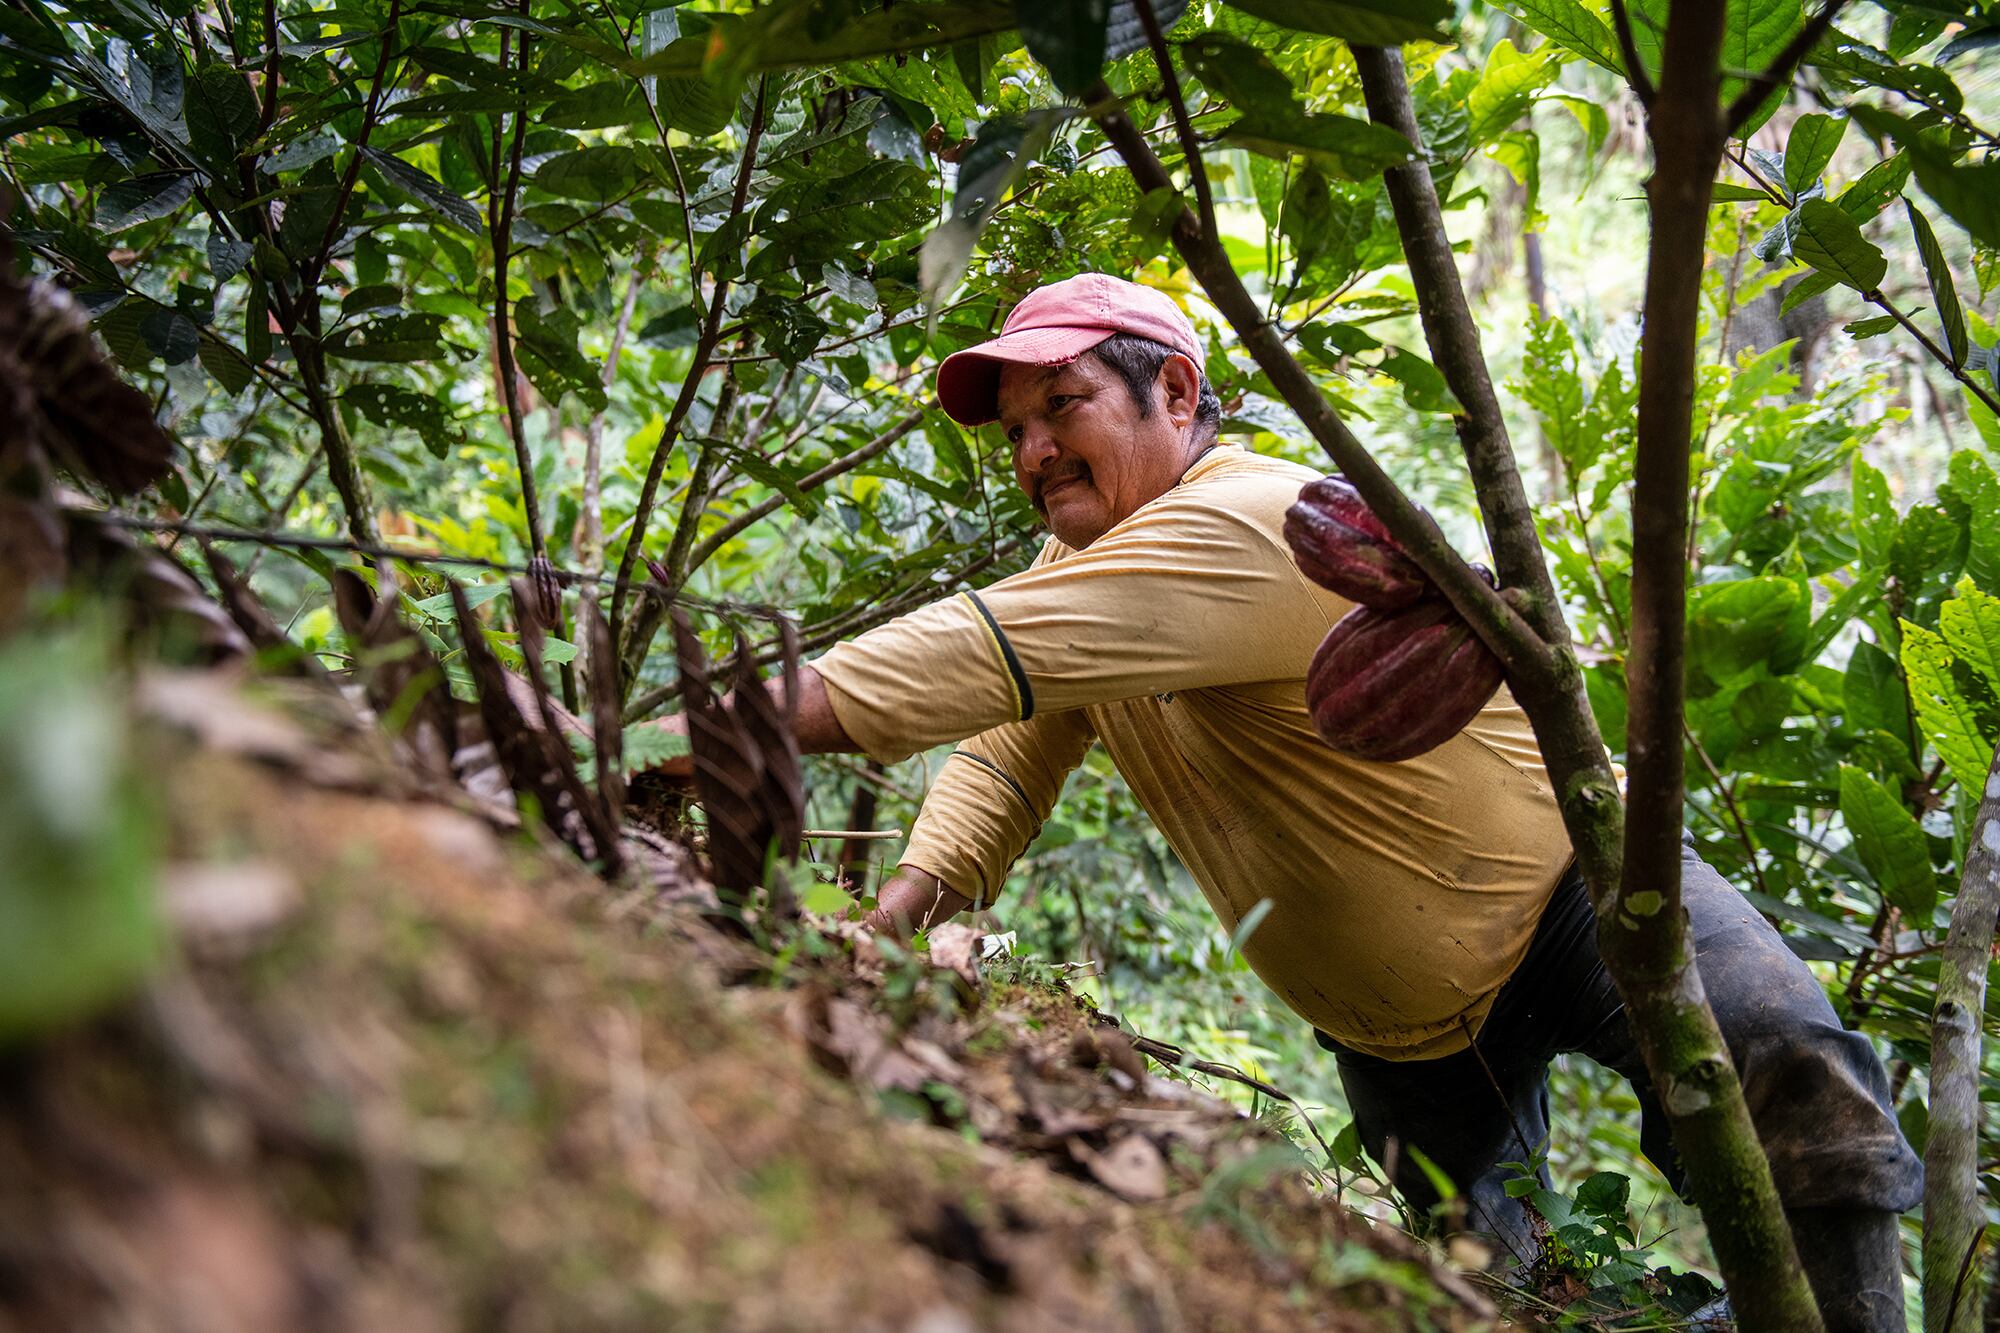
0,665,1498,1331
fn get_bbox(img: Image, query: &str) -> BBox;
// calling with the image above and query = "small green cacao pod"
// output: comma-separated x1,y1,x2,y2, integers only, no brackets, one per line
1283,477,1429,611
1304,598,1504,762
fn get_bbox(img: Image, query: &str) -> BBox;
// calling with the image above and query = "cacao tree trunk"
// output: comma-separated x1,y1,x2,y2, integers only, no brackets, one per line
1609,3,1820,1323
1925,741,2000,1332
1350,34,1816,1320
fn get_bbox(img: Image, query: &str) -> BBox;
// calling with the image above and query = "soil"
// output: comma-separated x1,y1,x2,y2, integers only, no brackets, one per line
0,668,1495,1331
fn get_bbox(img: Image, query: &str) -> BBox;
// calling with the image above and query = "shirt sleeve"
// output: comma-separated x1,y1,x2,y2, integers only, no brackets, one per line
810,490,1337,763
897,708,1096,910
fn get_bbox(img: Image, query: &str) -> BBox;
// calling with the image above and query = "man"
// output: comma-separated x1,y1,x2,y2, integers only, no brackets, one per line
672,273,1919,1328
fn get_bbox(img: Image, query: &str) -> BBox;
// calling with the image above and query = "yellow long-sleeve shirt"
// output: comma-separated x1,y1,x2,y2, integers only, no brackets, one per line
810,445,1573,1060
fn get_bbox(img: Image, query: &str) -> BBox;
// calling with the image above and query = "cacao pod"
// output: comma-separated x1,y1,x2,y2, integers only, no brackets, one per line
1305,598,1504,762
1284,477,1429,611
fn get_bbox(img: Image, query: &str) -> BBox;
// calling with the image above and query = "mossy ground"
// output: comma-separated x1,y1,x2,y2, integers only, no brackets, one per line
0,674,1493,1331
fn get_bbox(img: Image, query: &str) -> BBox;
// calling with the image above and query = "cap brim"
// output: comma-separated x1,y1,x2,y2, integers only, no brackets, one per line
935,326,1114,425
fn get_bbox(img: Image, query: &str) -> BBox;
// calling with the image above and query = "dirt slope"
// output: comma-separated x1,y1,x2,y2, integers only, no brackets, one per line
0,670,1491,1331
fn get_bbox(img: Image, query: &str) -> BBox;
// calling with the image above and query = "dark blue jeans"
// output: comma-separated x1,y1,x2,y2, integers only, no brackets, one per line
1321,838,1924,1262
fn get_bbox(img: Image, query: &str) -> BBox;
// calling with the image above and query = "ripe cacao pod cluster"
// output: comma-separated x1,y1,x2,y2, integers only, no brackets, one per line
1285,477,1505,763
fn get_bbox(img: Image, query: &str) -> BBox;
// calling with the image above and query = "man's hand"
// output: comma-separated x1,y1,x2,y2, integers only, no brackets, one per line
865,866,972,940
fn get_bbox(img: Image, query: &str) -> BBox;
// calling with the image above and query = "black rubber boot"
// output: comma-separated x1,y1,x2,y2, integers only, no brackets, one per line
1787,1207,1908,1333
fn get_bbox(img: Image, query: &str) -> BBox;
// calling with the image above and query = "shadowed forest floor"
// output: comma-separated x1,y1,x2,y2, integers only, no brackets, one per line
0,667,1494,1331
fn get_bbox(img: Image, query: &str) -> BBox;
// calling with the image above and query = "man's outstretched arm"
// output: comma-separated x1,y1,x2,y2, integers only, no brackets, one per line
864,867,972,939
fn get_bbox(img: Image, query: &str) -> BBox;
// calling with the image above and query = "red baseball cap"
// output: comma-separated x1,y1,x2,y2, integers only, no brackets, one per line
935,273,1203,426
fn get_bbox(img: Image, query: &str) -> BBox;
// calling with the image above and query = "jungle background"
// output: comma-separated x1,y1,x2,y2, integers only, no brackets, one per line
3,0,2000,1323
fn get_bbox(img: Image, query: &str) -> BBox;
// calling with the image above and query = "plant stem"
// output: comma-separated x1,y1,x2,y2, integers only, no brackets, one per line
609,75,768,652
489,0,543,559
1130,0,1213,243
1866,289,2000,419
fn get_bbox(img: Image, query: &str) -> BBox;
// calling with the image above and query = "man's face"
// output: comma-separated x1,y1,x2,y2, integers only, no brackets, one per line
996,354,1191,549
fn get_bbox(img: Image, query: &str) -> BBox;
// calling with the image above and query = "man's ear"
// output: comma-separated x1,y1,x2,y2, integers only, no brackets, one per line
1157,353,1201,430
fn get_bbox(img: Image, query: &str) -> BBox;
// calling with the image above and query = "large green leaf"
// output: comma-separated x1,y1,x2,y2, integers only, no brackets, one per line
1182,33,1295,117
1494,0,1623,75
627,0,1019,77
1017,0,1112,97
1902,619,1995,794
1791,198,1887,293
1782,113,1846,199
1225,111,1415,181
1938,580,2000,697
362,147,484,235
1850,104,2000,250
1843,639,1910,748
532,146,643,200
1852,457,1895,569
1689,577,1804,684
1837,765,1936,918
1224,0,1450,44
1722,0,1805,136
1904,201,1967,367
1465,40,1558,147
1943,451,2000,596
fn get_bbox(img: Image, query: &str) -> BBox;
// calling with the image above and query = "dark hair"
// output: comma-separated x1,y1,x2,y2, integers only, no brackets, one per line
1088,333,1222,440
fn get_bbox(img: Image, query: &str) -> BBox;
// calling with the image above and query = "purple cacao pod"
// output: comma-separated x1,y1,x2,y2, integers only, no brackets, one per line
1284,477,1429,611
1304,598,1504,762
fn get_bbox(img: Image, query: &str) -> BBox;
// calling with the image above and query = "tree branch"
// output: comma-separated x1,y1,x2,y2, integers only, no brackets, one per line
609,74,769,653
1867,289,2000,419
1082,83,1552,688
675,411,923,582
1608,0,1657,110
1621,0,1819,1319
489,1,545,560
1131,0,1213,243
1923,741,2000,1332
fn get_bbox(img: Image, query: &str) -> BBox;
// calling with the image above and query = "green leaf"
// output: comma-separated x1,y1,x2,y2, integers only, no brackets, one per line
1902,620,1995,794
1852,458,1895,569
1466,41,1557,147
1904,200,1967,367
1944,451,2000,595
1892,503,1964,602
97,172,194,231
206,231,255,283
1835,152,1910,222
1791,198,1887,293
1837,766,1935,918
1722,0,1805,137
1712,182,1773,203
1494,0,1623,75
346,383,464,459
1016,0,1112,97
138,306,200,365
1849,104,2000,250
324,312,449,363
1783,114,1846,199
1689,577,1803,684
532,146,641,201
1224,0,1449,44
1374,347,1461,415
1843,640,1910,749
1183,34,1295,116
1939,580,2000,697
1225,111,1415,181
514,301,606,411
362,146,484,235
628,0,1018,77
1573,1171,1630,1221
1844,314,1898,338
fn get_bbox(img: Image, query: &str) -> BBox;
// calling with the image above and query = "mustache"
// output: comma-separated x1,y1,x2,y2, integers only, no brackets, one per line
1032,461,1090,513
